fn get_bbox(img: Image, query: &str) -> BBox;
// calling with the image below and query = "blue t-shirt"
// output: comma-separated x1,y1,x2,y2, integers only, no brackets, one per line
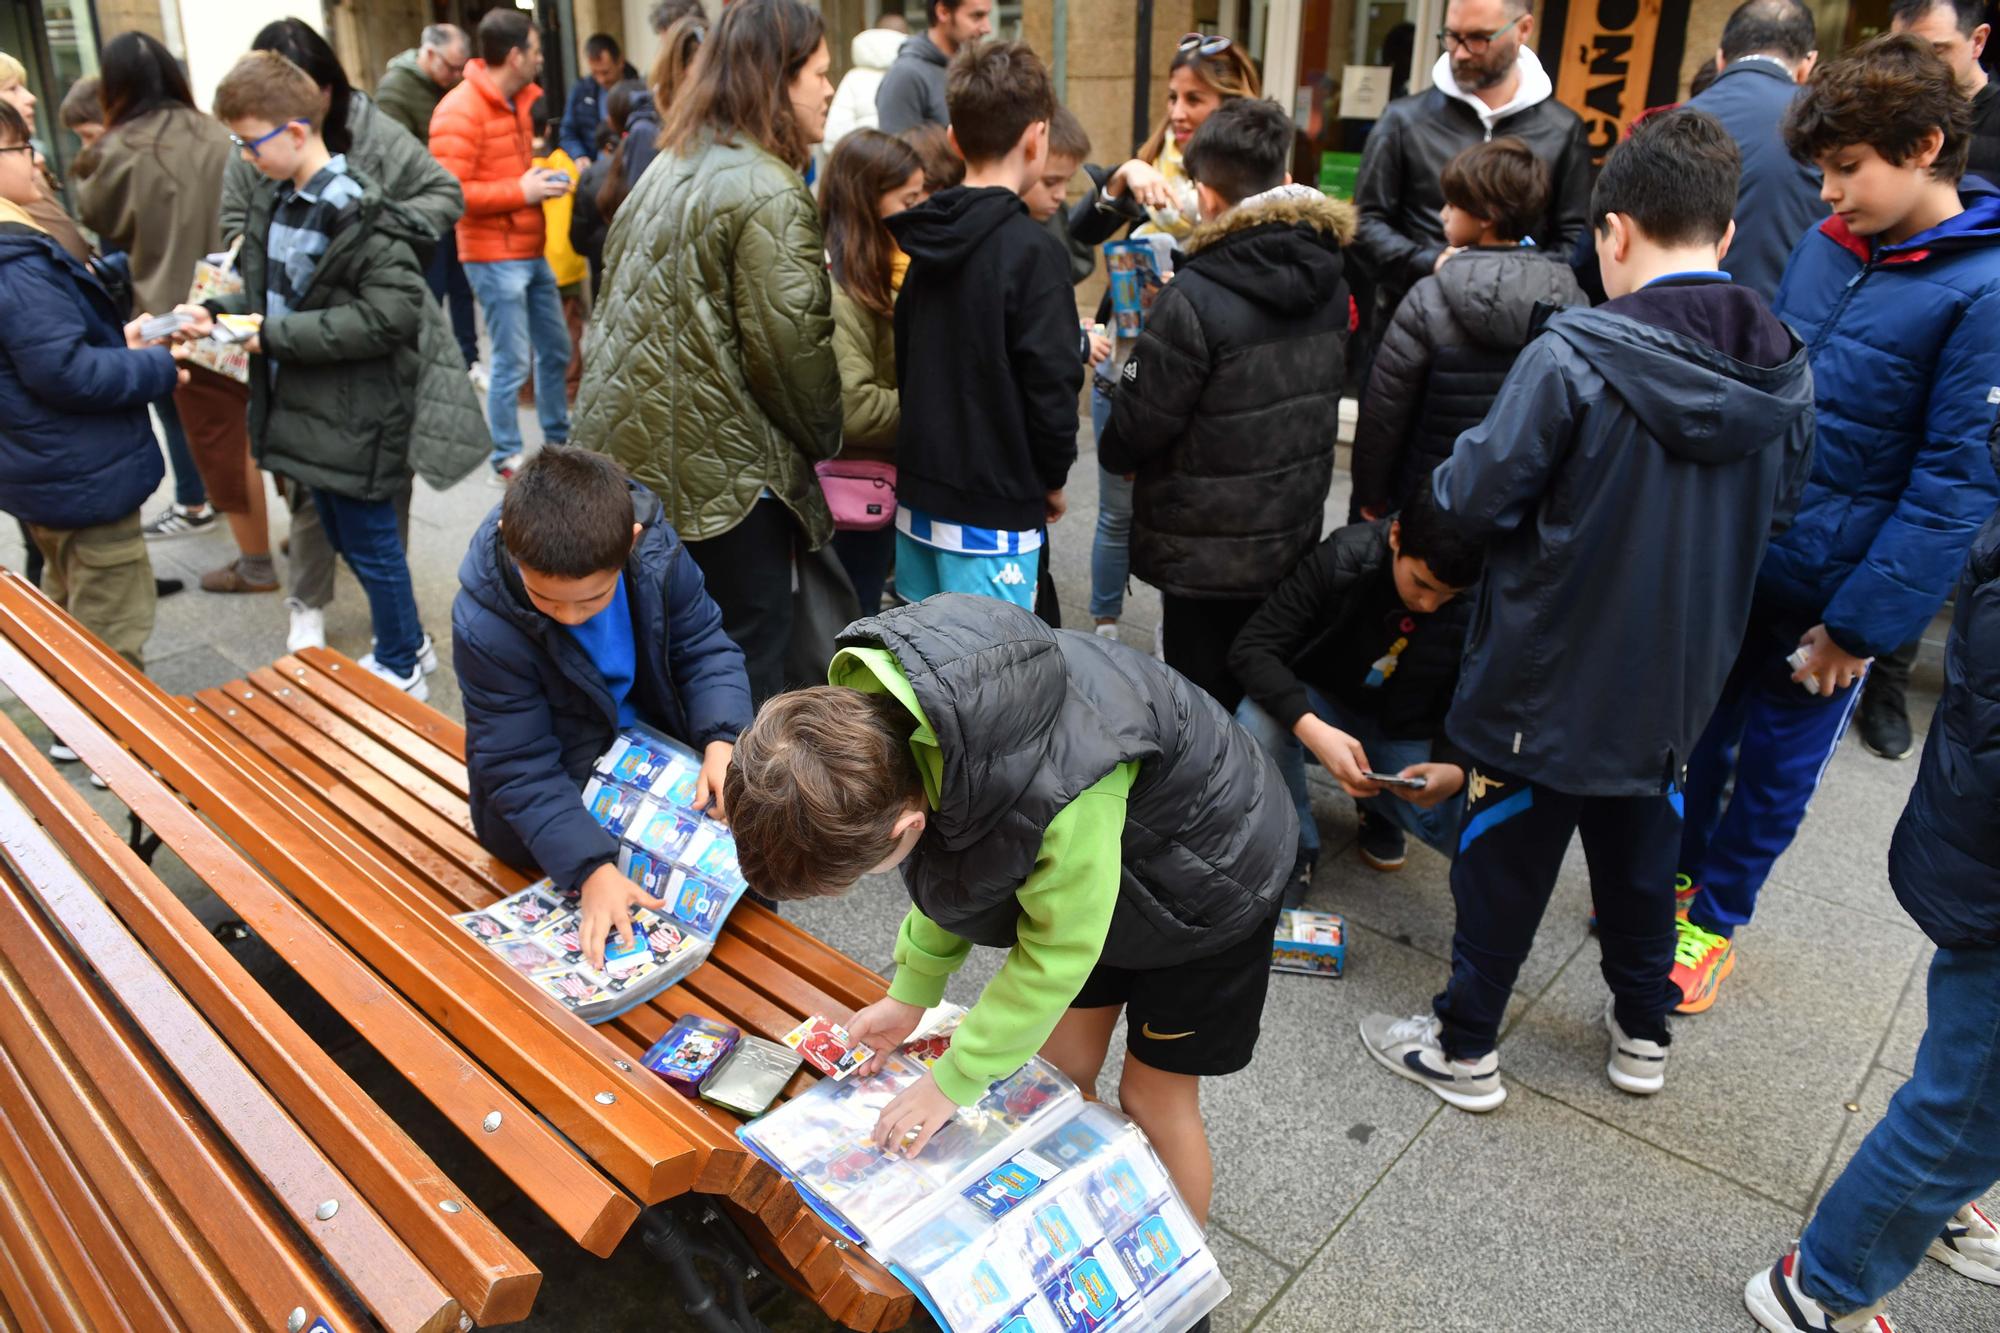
561,573,637,728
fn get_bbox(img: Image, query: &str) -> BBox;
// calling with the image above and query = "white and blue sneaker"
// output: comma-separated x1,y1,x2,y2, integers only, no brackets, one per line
1605,1002,1669,1095
1358,1012,1506,1112
1929,1202,2000,1285
360,632,439,677
1746,1246,1897,1331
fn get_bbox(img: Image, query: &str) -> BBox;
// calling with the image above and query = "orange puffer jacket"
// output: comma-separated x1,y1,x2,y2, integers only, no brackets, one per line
429,61,545,263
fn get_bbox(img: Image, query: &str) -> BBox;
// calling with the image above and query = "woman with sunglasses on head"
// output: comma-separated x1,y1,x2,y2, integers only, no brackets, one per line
69,32,250,584
1067,33,1259,646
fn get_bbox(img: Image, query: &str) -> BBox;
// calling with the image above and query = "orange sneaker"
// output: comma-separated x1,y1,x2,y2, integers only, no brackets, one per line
1671,917,1735,1014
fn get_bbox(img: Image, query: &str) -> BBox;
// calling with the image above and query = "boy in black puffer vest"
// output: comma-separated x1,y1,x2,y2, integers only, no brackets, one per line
1350,137,1587,521
724,595,1294,1232
1098,97,1352,712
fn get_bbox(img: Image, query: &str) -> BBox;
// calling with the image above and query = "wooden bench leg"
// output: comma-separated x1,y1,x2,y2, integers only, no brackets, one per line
640,1202,779,1333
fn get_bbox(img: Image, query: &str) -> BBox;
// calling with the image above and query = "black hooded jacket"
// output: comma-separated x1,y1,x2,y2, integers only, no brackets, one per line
1435,279,1816,796
1351,245,1586,515
887,186,1085,532
1099,188,1356,599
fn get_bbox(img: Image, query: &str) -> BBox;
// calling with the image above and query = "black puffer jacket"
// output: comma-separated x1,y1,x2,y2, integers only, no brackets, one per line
839,595,1294,967
1351,246,1586,514
1229,519,1471,742
1100,188,1355,600
1887,499,2000,950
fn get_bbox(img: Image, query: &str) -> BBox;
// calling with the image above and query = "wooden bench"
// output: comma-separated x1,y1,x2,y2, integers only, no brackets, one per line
0,569,917,1331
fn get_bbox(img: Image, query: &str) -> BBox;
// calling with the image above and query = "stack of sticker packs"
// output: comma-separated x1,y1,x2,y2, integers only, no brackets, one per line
446,727,750,1023
741,1055,1228,1332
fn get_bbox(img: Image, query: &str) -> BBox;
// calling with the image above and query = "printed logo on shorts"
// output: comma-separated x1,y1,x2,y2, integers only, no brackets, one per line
993,563,1027,587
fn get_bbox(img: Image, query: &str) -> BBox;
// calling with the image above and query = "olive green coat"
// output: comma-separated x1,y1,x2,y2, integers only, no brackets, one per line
573,133,842,547
831,286,898,466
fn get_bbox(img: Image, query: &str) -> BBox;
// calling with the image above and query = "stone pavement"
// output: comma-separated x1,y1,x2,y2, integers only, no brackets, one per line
2,404,1993,1333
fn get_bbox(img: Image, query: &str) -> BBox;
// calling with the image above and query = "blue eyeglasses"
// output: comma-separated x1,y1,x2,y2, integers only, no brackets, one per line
229,120,302,157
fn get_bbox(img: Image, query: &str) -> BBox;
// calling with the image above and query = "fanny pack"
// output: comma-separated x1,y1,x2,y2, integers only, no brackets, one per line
815,459,897,532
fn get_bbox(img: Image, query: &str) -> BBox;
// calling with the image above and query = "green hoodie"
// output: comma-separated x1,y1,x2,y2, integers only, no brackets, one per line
828,647,1136,1106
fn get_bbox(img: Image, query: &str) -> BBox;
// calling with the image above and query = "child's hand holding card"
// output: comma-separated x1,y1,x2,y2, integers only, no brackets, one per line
784,1014,874,1081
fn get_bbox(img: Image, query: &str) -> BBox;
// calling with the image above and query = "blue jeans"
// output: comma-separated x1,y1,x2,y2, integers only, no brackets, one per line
425,227,478,367
1799,943,2000,1313
155,395,207,508
1088,385,1133,620
1680,643,1866,938
311,490,423,677
1234,688,1461,860
461,257,570,463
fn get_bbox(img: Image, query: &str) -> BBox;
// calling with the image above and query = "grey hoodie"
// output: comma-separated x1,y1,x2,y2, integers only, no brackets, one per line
1433,284,1815,796
875,33,951,135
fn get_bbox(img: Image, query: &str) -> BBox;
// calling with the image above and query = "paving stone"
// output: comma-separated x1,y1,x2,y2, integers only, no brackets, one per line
1762,730,1928,929
1260,1084,1804,1331
1503,881,1925,1211
1805,1067,2000,1333
1205,1226,1294,1333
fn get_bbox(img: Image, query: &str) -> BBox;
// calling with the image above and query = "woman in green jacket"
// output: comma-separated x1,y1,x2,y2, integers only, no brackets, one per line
573,0,841,704
819,129,923,615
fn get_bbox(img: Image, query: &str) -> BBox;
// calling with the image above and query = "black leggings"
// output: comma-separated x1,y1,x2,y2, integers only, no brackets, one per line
683,499,796,707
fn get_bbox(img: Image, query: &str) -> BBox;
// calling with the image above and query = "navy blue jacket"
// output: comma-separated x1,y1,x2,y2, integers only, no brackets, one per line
452,481,753,891
1888,497,2000,949
1762,185,2000,659
1685,59,1825,304
0,220,174,529
558,65,637,163
1435,280,1814,796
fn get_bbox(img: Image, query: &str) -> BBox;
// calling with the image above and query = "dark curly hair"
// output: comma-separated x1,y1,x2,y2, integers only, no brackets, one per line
1783,32,1972,182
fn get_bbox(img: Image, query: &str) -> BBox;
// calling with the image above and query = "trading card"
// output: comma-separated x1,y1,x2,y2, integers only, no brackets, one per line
532,967,608,1013
631,801,694,857
582,778,643,836
602,929,650,969
964,1149,1064,1219
671,873,732,936
682,824,747,889
699,1036,804,1116
530,920,587,967
648,753,702,807
600,735,671,787
1040,1246,1138,1332
1109,1200,1195,1295
492,937,563,975
493,886,570,934
783,1015,873,1081
1036,1116,1111,1168
451,908,518,944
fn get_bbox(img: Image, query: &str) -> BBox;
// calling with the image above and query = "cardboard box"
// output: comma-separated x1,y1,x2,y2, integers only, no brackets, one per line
1270,909,1345,977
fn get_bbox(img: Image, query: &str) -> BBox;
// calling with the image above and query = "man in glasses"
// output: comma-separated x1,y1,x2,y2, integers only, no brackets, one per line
376,24,478,371
1353,0,1591,330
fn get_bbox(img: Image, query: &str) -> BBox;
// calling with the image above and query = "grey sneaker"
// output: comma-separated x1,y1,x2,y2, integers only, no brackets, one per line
142,503,217,538
1605,1002,1669,1095
1358,1012,1506,1112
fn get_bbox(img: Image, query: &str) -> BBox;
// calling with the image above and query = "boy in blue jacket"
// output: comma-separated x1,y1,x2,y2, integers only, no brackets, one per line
451,445,753,969
1672,35,2000,1016
0,99,179,671
1360,109,1815,1112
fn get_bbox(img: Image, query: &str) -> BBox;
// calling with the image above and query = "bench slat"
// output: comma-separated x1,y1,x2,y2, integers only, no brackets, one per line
0,1041,184,1332
291,648,470,778
0,637,639,1261
0,1134,92,1333
0,950,332,1332
0,1077,143,1333
0,585,709,1205
0,994,254,1329
0,873,396,1332
0,717,542,1326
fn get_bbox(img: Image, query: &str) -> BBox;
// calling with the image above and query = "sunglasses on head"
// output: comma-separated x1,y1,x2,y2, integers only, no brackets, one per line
1178,33,1234,58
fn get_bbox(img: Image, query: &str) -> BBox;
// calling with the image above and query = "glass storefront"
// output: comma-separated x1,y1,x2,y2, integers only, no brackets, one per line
1,0,100,185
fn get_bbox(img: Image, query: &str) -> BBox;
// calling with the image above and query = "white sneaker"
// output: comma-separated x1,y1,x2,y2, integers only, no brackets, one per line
1929,1202,2000,1285
359,633,438,676
468,363,490,391
286,597,326,653
1358,1012,1506,1112
1605,1002,1669,1095
1093,622,1120,641
1746,1246,1897,1331
48,743,78,763
362,656,430,703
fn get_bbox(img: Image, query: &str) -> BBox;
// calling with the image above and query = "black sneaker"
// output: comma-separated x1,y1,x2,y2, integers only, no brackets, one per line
1857,690,1913,760
1284,850,1317,908
1357,810,1406,871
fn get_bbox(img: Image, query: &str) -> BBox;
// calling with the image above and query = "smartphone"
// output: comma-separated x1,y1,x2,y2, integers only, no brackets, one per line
544,169,570,187
1362,771,1428,790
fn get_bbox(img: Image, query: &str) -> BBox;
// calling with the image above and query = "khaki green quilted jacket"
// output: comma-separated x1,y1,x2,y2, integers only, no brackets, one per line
574,133,842,548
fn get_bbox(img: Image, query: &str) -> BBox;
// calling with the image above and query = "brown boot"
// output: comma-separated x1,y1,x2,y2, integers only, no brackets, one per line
200,560,279,594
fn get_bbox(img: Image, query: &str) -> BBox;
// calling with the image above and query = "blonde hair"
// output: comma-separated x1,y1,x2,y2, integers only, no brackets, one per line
1139,41,1261,164
0,51,27,90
